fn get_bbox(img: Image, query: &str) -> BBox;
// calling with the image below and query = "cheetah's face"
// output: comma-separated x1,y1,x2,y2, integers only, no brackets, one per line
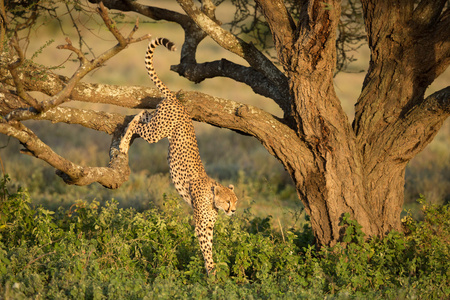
213,184,238,216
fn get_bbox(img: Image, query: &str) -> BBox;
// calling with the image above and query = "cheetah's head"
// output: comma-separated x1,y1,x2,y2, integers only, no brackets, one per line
213,184,238,216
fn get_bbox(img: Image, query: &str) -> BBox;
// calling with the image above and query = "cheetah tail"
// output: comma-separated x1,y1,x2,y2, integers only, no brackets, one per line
145,38,176,100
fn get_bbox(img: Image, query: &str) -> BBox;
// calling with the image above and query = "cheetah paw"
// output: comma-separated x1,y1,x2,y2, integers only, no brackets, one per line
119,111,146,153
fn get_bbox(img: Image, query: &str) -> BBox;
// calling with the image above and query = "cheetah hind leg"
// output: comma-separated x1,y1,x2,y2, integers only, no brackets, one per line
119,110,148,153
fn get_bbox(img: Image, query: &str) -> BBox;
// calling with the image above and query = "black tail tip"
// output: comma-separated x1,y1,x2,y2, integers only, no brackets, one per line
156,37,176,52
164,40,176,52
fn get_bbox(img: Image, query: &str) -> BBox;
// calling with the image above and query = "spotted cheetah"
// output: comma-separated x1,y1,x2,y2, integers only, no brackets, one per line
119,38,238,275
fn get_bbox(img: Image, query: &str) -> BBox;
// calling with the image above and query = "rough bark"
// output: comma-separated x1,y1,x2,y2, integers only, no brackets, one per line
353,0,450,233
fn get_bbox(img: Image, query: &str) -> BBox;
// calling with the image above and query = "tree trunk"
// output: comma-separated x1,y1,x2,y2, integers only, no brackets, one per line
258,0,377,246
279,75,381,246
255,0,450,246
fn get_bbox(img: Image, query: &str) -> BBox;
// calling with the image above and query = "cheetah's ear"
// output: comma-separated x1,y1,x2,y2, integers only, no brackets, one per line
228,184,234,191
214,186,220,196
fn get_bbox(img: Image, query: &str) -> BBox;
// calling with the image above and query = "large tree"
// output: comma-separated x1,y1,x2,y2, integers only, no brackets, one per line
1,0,449,246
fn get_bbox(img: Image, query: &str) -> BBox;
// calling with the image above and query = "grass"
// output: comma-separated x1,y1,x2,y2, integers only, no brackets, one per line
0,178,449,299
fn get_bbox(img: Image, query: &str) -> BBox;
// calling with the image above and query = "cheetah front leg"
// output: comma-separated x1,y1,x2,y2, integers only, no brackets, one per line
119,110,154,153
194,207,218,275
119,110,146,153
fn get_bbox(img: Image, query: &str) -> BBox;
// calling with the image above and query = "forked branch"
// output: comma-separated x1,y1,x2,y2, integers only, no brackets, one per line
0,2,153,187
97,0,291,112
176,0,288,89
7,36,42,110
5,2,151,121
0,121,130,188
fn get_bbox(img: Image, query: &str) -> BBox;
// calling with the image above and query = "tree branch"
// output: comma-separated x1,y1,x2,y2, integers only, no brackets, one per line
2,61,310,170
0,120,130,188
171,59,286,105
0,85,28,115
7,36,42,110
403,86,450,127
1,58,300,141
0,63,163,110
175,0,289,101
389,86,450,162
5,2,151,122
420,86,450,114
422,7,450,78
177,90,313,175
91,0,292,114
412,0,447,26
255,0,296,58
93,0,192,26
92,0,206,72
39,107,125,135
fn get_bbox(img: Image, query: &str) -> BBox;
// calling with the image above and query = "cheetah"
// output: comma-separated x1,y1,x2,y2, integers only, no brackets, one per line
119,37,238,275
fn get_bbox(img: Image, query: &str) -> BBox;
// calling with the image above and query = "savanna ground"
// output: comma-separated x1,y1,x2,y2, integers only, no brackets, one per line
1,2,449,298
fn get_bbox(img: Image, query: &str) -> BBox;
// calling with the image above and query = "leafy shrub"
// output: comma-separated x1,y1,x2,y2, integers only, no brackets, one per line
0,176,449,299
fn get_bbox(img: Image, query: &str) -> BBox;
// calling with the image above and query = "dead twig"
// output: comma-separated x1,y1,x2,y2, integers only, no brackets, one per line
22,251,57,271
7,35,42,110
56,37,88,65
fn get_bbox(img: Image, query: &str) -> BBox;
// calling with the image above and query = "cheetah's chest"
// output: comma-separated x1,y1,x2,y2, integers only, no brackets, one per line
167,132,207,206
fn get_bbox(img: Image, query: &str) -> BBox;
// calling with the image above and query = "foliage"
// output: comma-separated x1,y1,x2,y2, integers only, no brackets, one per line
1,177,449,299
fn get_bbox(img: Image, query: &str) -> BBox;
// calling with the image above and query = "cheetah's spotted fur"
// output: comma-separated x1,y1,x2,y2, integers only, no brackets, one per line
119,38,238,275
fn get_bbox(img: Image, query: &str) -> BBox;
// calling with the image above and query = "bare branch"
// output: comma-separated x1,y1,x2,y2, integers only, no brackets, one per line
7,36,42,110
96,1,133,46
171,59,286,105
0,120,130,188
422,86,450,114
425,8,450,77
93,0,206,65
56,37,88,65
355,0,450,144
39,107,125,135
175,0,289,93
413,0,447,26
255,0,296,51
200,0,218,20
93,0,192,26
0,63,163,110
177,89,313,175
127,17,139,40
387,86,450,162
5,2,151,121
91,0,291,113
0,85,27,115
1,61,307,161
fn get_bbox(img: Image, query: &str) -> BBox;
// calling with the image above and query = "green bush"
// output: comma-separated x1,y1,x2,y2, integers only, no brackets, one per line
1,176,449,299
